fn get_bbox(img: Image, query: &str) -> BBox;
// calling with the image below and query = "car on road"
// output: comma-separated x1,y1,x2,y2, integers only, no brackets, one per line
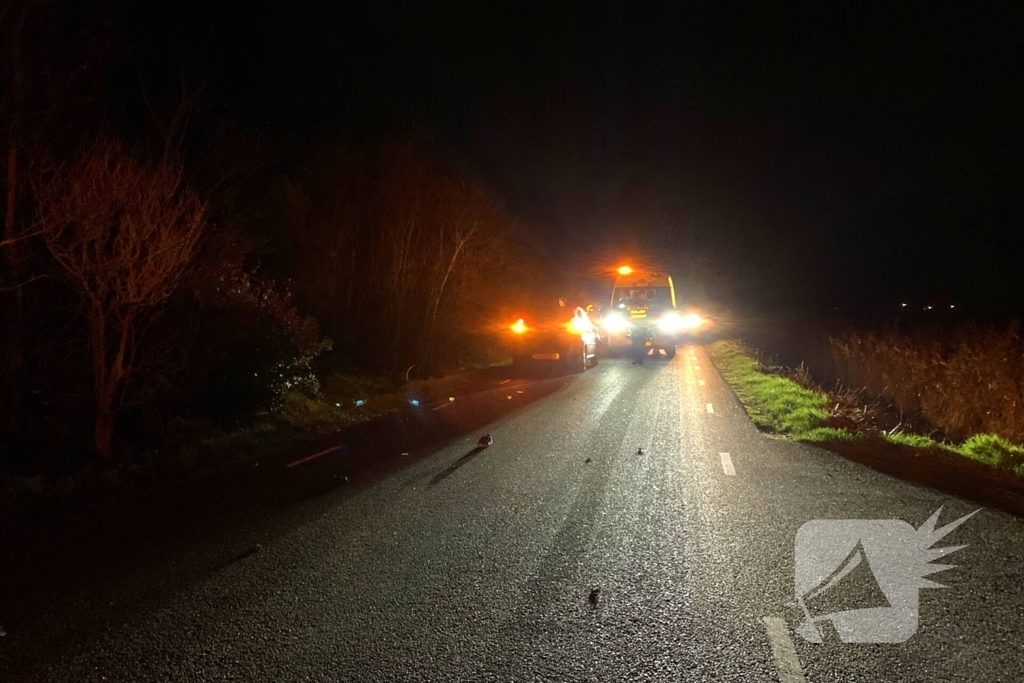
507,298,600,376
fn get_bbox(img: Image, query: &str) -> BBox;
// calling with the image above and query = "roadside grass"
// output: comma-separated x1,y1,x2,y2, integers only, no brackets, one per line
706,340,830,436
707,339,1024,477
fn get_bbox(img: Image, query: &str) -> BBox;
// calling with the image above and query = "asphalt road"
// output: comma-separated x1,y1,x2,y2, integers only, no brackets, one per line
2,346,1024,681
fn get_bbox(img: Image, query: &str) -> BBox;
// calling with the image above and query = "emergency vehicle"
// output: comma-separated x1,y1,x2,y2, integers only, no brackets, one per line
598,265,705,359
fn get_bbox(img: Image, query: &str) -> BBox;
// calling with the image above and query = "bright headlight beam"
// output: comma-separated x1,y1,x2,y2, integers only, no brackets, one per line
681,313,703,329
657,312,704,332
602,313,629,332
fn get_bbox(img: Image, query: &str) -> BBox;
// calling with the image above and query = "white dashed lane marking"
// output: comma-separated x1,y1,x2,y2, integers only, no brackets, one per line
719,452,736,476
763,617,807,683
706,403,715,414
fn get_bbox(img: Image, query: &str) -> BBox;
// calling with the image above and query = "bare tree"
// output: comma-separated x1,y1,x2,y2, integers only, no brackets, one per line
34,137,206,458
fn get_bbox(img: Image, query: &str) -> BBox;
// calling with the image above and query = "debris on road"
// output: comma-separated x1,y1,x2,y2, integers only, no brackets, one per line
588,587,601,607
401,452,410,456
636,448,644,455
354,399,366,406
332,474,350,483
409,399,421,407
507,395,513,400
516,390,524,394
585,458,593,463
477,434,493,448
0,625,6,637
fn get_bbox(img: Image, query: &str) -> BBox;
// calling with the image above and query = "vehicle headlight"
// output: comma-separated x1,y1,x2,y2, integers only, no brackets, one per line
567,316,590,333
510,318,527,334
601,313,629,333
681,313,704,329
657,312,704,332
657,313,683,332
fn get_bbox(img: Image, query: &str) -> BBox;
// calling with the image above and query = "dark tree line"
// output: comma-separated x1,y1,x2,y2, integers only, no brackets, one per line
0,1,552,469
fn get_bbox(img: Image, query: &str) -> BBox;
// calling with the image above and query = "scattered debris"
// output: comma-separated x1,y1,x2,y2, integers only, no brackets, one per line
335,402,342,407
401,452,410,456
449,396,455,402
516,390,524,394
477,434,493,448
507,395,513,400
408,399,421,407
332,474,350,483
636,448,644,455
585,457,592,463
588,587,601,607
0,625,6,637
354,399,367,407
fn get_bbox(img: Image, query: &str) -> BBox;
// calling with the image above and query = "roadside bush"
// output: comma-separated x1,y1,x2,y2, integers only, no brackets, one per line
180,234,332,422
830,323,1024,443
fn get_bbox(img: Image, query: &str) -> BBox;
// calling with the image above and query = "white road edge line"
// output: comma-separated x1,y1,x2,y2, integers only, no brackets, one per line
286,446,341,468
720,452,736,476
762,617,807,683
706,403,715,414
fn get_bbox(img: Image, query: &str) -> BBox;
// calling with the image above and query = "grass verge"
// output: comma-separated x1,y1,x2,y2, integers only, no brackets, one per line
707,340,1024,477
706,340,830,436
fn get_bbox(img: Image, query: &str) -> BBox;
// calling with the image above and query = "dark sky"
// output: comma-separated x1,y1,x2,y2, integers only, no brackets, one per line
122,1,1022,317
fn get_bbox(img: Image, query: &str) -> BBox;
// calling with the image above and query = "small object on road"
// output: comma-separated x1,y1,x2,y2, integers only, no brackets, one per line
401,452,410,456
507,395,513,400
449,396,455,402
354,399,366,407
585,457,592,463
516,390,524,394
477,434,493,448
409,399,421,407
332,474,350,483
0,625,6,637
335,402,341,407
588,587,601,607
636,447,644,455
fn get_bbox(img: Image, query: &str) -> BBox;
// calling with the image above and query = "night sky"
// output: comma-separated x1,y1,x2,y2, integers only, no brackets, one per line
121,1,1021,318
